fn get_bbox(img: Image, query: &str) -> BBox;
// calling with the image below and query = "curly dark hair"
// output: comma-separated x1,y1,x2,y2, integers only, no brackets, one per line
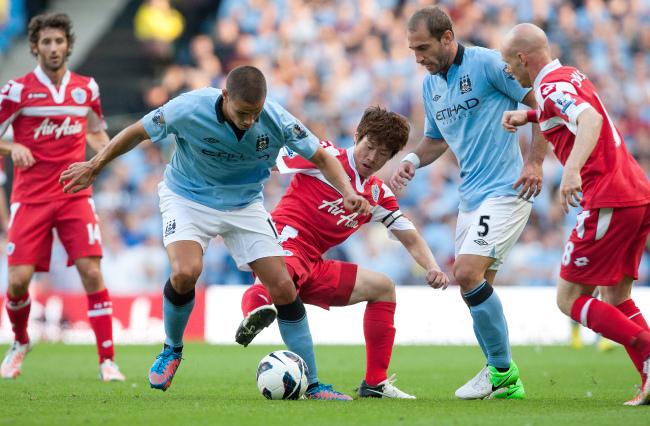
28,13,75,57
355,106,410,159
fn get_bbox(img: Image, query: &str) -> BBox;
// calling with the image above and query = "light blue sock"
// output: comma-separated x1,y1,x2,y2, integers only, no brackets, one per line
464,281,511,369
473,323,488,360
278,314,318,385
163,295,194,349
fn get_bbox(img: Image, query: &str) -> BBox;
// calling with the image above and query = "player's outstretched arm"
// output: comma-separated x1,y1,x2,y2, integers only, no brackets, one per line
559,108,603,213
392,228,449,290
307,145,370,215
389,136,448,191
512,91,546,200
60,120,150,194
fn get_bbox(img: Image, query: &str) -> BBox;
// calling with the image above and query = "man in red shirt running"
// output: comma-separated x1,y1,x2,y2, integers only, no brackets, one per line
0,13,124,381
501,23,650,405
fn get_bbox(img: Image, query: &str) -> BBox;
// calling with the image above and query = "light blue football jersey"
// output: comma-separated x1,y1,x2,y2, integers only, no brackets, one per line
423,45,532,212
143,88,319,210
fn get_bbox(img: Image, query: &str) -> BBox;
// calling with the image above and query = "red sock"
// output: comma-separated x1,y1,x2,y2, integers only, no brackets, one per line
241,284,272,317
364,302,396,386
617,299,650,385
6,292,31,344
87,289,115,364
571,295,650,357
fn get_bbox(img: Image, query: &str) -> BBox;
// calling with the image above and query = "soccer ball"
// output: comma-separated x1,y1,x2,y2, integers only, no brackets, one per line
256,350,309,400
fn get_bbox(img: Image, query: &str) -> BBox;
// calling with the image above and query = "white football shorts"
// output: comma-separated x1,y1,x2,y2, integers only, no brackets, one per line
455,196,532,270
158,182,284,271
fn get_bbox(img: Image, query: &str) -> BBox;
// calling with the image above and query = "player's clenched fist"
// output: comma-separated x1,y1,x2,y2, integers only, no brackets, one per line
59,161,99,194
501,110,529,133
343,192,371,216
389,161,416,191
426,267,449,290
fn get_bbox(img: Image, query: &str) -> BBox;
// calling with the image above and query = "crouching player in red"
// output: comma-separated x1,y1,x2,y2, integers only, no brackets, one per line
501,23,650,405
236,106,449,399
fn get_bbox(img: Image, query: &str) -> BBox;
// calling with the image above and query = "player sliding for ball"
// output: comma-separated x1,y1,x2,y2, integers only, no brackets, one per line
236,106,449,400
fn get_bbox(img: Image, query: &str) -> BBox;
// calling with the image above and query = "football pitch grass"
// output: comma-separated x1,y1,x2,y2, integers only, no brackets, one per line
0,344,648,425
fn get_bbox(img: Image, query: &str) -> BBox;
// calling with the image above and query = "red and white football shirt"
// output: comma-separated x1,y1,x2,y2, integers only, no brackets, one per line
273,141,415,260
0,65,107,203
533,60,650,209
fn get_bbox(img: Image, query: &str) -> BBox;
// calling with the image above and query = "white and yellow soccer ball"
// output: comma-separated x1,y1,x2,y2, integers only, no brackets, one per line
256,350,309,400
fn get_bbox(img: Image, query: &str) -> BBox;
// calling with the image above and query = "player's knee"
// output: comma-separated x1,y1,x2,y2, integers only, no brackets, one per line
556,294,573,317
170,265,202,290
262,277,296,304
452,263,480,292
79,265,103,288
6,279,29,298
374,276,396,302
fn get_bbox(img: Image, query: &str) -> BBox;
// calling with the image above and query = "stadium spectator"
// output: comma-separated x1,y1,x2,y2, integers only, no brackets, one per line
501,22,650,406
59,65,370,394
0,13,125,382
389,5,546,400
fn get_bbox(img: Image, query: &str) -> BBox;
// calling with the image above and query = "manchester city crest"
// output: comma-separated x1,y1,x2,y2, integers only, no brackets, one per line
152,108,165,127
71,87,87,104
460,75,473,94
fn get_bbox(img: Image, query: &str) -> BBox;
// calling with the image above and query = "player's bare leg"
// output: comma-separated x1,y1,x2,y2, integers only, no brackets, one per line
558,278,650,405
76,256,124,381
150,241,202,391
2,265,34,379
352,267,415,399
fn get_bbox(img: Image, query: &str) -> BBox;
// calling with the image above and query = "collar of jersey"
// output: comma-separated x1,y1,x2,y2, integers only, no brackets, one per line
346,146,369,193
533,59,562,91
437,43,464,80
214,93,262,126
34,65,71,104
215,94,226,123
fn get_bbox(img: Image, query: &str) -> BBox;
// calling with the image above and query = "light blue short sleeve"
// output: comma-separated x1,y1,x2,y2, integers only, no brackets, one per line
483,50,531,103
142,94,194,143
265,99,319,159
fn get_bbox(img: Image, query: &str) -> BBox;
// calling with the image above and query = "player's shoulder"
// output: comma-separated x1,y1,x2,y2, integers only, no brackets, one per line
538,66,584,100
463,45,501,66
366,175,395,200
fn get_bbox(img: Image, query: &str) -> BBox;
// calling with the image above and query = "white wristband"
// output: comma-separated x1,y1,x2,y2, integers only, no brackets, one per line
401,152,420,169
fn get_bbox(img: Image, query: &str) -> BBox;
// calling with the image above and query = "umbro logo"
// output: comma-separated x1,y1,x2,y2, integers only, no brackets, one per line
204,138,220,144
474,239,488,246
164,219,176,237
432,95,441,101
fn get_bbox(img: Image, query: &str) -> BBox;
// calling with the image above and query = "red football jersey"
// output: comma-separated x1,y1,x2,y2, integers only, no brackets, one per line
534,60,650,209
0,66,106,203
273,141,415,260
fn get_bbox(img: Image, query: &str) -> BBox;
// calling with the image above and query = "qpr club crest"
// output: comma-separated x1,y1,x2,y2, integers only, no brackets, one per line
371,184,380,202
71,87,87,104
460,75,473,94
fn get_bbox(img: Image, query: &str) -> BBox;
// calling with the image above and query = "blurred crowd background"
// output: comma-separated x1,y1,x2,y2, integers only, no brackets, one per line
1,0,650,293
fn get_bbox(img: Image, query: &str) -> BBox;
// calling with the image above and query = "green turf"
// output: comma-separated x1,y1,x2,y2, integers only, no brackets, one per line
0,343,648,425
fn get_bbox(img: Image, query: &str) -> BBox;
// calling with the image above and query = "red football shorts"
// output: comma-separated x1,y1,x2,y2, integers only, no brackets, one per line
560,204,650,286
282,239,357,310
7,197,103,272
